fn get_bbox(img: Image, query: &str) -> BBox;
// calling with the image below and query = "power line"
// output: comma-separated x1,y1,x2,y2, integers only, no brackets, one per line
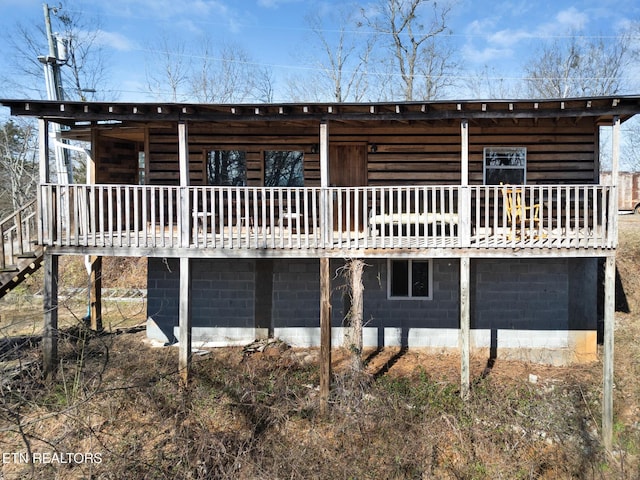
62,7,639,42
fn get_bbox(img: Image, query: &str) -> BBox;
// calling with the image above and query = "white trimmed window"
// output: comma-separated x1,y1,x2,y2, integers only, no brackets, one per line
387,259,432,300
483,146,526,185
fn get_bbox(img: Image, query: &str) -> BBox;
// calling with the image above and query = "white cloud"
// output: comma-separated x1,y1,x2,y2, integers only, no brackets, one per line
257,0,301,7
104,0,228,20
554,7,588,32
462,43,513,64
460,4,595,66
94,30,138,51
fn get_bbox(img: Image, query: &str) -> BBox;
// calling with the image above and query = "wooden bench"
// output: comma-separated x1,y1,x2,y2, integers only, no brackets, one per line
368,211,459,237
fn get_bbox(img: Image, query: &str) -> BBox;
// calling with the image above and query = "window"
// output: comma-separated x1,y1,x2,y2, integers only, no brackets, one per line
387,259,432,300
138,151,145,185
207,150,246,186
483,147,526,185
264,151,304,187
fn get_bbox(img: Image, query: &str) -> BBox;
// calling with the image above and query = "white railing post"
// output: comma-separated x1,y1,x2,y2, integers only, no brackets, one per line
609,116,620,249
460,120,470,247
34,183,616,251
319,121,330,248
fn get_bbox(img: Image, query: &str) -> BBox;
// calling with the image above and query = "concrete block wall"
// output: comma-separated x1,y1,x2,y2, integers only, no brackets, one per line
472,259,570,330
271,260,321,327
351,259,459,329
146,256,597,358
147,257,255,343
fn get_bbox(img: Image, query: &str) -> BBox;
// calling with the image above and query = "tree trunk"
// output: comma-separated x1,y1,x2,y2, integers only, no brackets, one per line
344,259,365,372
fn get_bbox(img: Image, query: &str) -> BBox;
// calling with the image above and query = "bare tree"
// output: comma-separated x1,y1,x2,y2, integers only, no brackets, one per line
362,0,456,101
289,8,374,102
342,259,365,372
145,35,191,102
8,1,109,100
253,66,276,103
190,40,262,103
146,36,273,103
464,66,523,99
0,120,38,216
524,34,630,98
50,8,109,101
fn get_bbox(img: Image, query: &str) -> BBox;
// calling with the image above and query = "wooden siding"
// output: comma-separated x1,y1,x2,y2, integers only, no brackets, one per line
95,132,139,184
139,117,598,188
147,125,321,187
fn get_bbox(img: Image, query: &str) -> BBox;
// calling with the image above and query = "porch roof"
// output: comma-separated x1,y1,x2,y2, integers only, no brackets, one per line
2,95,640,127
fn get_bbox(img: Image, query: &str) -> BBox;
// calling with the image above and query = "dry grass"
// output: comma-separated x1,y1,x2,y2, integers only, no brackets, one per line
0,256,147,336
0,220,639,479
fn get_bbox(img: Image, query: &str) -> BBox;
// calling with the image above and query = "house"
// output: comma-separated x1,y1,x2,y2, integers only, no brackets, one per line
1,95,638,446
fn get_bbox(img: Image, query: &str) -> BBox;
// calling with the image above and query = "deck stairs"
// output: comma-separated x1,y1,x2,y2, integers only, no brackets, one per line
0,200,42,299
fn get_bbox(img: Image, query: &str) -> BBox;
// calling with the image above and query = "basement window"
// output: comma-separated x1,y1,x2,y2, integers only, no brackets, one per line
387,259,432,300
483,146,526,184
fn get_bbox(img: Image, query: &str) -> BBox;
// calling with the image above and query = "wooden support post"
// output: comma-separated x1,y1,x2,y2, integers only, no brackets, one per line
610,116,620,247
320,257,332,414
179,257,192,386
38,119,50,246
43,252,58,378
178,122,190,248
38,118,50,183
89,255,102,331
319,121,330,246
603,254,615,450
460,256,470,399
460,120,471,247
602,116,620,448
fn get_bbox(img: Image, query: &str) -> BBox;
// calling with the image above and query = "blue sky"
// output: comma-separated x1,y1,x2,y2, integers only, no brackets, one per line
0,0,638,101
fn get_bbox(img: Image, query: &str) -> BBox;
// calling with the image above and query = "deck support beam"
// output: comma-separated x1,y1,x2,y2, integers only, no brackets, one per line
43,252,58,378
602,114,620,449
602,254,615,450
459,256,470,398
178,257,192,386
89,256,102,331
86,127,101,331
319,257,332,415
178,121,192,384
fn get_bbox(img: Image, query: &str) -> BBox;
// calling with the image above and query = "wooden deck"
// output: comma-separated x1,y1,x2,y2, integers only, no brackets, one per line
38,184,616,257
42,224,614,259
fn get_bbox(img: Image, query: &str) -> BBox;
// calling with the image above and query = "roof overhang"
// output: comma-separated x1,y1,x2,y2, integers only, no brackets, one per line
2,96,640,128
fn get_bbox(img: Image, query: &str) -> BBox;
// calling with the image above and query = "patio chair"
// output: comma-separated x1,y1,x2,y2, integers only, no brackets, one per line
500,183,542,240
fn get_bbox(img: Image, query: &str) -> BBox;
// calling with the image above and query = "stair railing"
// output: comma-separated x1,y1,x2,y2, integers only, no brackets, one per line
0,200,37,270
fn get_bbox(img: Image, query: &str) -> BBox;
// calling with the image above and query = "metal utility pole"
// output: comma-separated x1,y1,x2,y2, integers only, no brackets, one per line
39,2,72,184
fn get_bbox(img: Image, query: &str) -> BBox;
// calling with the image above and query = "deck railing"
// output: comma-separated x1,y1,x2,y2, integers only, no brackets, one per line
38,184,614,251
1,200,38,269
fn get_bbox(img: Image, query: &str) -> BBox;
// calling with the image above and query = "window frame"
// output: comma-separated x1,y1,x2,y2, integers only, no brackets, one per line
206,149,247,186
263,150,305,187
387,258,433,301
483,146,527,185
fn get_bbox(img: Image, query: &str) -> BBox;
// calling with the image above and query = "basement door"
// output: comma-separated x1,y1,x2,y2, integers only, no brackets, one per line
329,143,368,231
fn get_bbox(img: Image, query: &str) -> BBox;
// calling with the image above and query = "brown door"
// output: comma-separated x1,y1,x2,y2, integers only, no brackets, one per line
329,143,367,231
